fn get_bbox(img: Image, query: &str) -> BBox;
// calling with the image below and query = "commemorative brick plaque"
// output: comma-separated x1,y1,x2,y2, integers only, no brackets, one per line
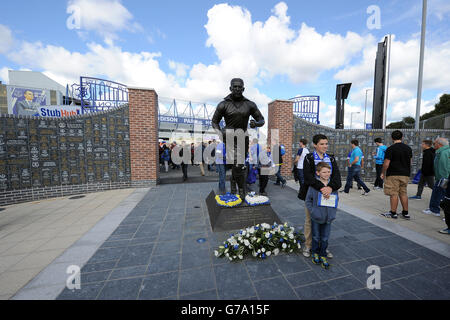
0,105,131,192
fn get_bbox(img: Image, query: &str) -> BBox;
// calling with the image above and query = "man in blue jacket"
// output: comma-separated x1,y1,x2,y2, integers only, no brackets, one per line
373,138,387,189
343,140,370,195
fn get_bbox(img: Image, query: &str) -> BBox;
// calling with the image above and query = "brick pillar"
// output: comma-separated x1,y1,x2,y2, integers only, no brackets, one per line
267,100,294,178
128,87,159,186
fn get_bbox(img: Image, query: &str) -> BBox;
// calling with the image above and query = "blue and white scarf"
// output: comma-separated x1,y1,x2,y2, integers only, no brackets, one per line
313,151,333,175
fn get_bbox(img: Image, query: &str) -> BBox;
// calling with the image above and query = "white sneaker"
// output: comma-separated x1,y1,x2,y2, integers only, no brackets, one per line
302,247,311,258
326,249,333,259
431,212,441,217
422,209,432,214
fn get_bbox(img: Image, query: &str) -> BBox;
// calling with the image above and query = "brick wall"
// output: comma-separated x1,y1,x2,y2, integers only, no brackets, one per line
128,87,159,186
267,100,294,178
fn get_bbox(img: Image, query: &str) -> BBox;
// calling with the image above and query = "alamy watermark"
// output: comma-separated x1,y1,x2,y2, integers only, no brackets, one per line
66,265,81,290
366,265,381,290
66,5,81,30
367,5,381,30
167,125,279,176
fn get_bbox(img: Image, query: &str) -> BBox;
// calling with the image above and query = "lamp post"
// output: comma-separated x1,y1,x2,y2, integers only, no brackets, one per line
364,88,373,129
415,0,427,130
350,112,361,129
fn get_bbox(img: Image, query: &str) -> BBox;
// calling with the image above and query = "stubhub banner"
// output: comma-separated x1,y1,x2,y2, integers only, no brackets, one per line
38,105,82,117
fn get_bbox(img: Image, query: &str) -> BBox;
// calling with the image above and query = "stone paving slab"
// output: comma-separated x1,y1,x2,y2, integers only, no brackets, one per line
50,182,450,300
11,188,149,300
0,188,139,300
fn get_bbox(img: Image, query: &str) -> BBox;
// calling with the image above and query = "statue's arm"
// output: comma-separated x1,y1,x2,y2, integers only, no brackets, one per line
211,102,225,133
250,103,265,127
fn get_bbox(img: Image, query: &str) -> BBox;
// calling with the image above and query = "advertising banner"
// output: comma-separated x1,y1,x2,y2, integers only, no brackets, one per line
7,86,48,116
38,105,82,117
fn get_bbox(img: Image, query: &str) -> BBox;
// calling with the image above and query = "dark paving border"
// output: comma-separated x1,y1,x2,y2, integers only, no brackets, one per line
12,188,150,300
55,182,450,300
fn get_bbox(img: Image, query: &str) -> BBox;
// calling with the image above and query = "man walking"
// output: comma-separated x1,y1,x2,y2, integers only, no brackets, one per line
373,138,387,189
423,138,450,217
410,140,435,200
380,130,413,220
180,141,189,182
294,139,309,190
273,140,287,188
343,140,371,195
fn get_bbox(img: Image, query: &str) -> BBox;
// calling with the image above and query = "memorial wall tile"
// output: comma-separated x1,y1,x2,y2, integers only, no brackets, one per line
1,106,131,191
293,117,450,181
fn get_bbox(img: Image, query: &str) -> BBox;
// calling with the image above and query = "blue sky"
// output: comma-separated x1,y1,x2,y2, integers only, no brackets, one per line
0,0,449,128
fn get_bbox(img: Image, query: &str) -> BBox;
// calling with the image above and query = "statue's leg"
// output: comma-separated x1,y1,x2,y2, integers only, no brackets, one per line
230,167,237,194
235,135,249,200
234,164,246,200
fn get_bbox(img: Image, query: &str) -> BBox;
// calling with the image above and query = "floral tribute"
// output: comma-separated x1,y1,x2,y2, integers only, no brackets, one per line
214,222,304,261
215,192,242,207
245,192,270,206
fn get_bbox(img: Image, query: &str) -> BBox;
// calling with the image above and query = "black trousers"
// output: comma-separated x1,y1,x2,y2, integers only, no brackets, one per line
441,180,450,229
416,175,435,197
181,164,188,179
258,169,269,193
375,164,383,188
230,165,246,195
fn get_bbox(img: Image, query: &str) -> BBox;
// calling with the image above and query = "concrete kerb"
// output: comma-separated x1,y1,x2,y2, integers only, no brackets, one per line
338,202,450,258
11,187,151,300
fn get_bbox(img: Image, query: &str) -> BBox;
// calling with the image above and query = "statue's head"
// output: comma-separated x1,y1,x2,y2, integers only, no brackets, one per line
229,78,244,99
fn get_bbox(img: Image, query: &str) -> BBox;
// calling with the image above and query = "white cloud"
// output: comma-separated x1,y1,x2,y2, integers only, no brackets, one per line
334,44,376,86
319,101,367,129
0,67,9,83
2,2,447,132
168,60,189,78
335,34,450,127
429,0,450,21
204,2,374,84
336,35,450,93
388,94,440,123
0,24,13,54
67,0,142,42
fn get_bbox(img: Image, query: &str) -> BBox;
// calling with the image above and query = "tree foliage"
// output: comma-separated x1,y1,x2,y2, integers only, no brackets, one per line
386,93,449,128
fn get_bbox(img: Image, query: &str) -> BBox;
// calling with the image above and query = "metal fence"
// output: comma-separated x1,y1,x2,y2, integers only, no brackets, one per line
420,112,450,129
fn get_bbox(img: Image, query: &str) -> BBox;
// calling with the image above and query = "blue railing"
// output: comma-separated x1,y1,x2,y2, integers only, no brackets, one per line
290,95,320,124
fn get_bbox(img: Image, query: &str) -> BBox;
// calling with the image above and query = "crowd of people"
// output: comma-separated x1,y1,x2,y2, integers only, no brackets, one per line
297,131,449,269
158,138,288,194
158,130,449,269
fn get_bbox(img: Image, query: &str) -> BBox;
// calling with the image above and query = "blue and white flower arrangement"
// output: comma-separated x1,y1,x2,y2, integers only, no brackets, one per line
245,192,270,206
214,222,304,261
215,192,242,207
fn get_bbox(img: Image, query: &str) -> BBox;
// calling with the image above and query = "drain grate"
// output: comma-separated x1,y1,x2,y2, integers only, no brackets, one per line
69,195,86,200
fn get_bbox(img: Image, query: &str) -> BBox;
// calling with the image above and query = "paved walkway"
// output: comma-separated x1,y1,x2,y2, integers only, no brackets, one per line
159,163,230,184
0,188,137,300
286,180,450,248
8,181,447,300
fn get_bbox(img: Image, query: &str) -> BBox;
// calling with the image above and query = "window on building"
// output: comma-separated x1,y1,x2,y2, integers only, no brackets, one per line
50,90,57,105
0,84,7,114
